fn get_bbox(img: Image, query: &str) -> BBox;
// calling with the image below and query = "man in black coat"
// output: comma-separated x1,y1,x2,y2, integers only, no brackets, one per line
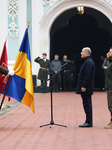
69,60,77,91
34,53,50,93
61,55,72,91
76,47,95,127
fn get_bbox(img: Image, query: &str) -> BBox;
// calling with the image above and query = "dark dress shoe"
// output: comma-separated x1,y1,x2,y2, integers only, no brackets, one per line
79,123,93,128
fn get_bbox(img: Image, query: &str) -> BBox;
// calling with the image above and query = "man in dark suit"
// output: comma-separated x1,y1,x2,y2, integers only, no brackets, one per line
76,47,95,127
61,55,72,91
34,53,50,93
51,55,61,92
69,60,77,91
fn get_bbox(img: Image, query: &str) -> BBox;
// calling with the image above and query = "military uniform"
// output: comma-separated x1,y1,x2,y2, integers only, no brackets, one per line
0,66,9,93
105,57,112,122
34,57,50,92
0,66,9,75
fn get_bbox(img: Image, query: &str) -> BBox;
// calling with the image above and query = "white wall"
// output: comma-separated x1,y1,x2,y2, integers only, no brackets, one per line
32,0,44,85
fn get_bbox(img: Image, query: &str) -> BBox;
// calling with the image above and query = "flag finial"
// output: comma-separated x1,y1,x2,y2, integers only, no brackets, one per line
27,18,31,29
5,36,8,43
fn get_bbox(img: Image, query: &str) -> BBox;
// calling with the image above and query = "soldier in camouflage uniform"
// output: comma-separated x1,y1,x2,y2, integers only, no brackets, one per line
104,48,112,129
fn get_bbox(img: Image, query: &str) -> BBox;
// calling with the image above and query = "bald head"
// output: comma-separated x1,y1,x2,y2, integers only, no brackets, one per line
83,47,92,55
81,47,92,58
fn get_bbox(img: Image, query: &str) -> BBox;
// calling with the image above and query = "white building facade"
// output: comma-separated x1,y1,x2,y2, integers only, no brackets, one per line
0,0,112,85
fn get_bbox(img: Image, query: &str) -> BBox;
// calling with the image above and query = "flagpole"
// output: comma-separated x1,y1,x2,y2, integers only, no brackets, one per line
0,35,9,110
0,20,31,110
0,76,12,110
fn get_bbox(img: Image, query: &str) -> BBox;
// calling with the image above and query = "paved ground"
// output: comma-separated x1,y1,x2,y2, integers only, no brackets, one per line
0,92,112,150
0,95,20,115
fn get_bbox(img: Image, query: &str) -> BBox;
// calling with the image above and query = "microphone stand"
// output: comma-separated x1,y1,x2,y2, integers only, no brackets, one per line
37,61,70,128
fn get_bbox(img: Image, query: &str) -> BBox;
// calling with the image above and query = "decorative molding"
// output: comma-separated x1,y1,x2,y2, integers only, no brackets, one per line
8,0,19,39
43,0,112,8
105,0,112,6
43,0,57,7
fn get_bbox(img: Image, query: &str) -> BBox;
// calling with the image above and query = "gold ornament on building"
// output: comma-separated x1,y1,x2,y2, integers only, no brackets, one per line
77,6,84,15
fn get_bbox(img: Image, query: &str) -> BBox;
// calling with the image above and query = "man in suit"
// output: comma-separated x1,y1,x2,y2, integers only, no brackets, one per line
51,55,61,92
76,47,95,127
69,60,77,91
61,55,72,91
34,53,50,93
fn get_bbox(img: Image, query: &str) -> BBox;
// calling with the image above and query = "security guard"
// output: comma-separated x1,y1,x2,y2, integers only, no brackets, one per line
34,53,50,93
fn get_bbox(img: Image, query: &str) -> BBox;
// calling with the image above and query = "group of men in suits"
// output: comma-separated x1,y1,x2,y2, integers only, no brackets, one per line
34,53,76,93
34,47,112,129
34,49,94,128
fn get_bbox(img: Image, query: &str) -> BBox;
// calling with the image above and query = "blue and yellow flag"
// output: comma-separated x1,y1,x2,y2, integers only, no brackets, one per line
3,28,34,113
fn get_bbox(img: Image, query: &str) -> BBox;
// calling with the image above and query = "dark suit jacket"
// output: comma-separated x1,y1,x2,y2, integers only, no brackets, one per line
34,57,50,81
76,56,95,95
61,59,71,74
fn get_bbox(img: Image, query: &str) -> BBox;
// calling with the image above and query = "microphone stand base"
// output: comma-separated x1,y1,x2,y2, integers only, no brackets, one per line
40,120,67,128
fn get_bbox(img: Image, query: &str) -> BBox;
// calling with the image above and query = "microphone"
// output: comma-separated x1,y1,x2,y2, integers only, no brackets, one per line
61,60,71,68
67,60,71,63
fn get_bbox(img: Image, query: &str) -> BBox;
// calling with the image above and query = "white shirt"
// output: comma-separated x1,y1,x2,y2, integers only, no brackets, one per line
63,59,67,62
43,59,46,62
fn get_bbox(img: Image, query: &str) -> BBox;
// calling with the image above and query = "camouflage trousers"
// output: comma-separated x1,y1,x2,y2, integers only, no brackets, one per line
107,90,112,122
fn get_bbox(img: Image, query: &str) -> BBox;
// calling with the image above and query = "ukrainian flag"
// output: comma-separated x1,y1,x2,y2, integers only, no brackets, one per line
3,28,34,113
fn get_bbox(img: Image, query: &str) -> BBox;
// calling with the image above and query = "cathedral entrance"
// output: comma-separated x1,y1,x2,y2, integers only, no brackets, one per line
50,7,112,89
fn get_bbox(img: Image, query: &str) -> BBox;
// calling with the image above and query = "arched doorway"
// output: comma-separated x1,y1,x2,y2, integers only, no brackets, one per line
39,0,112,57
38,0,112,88
50,7,112,89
